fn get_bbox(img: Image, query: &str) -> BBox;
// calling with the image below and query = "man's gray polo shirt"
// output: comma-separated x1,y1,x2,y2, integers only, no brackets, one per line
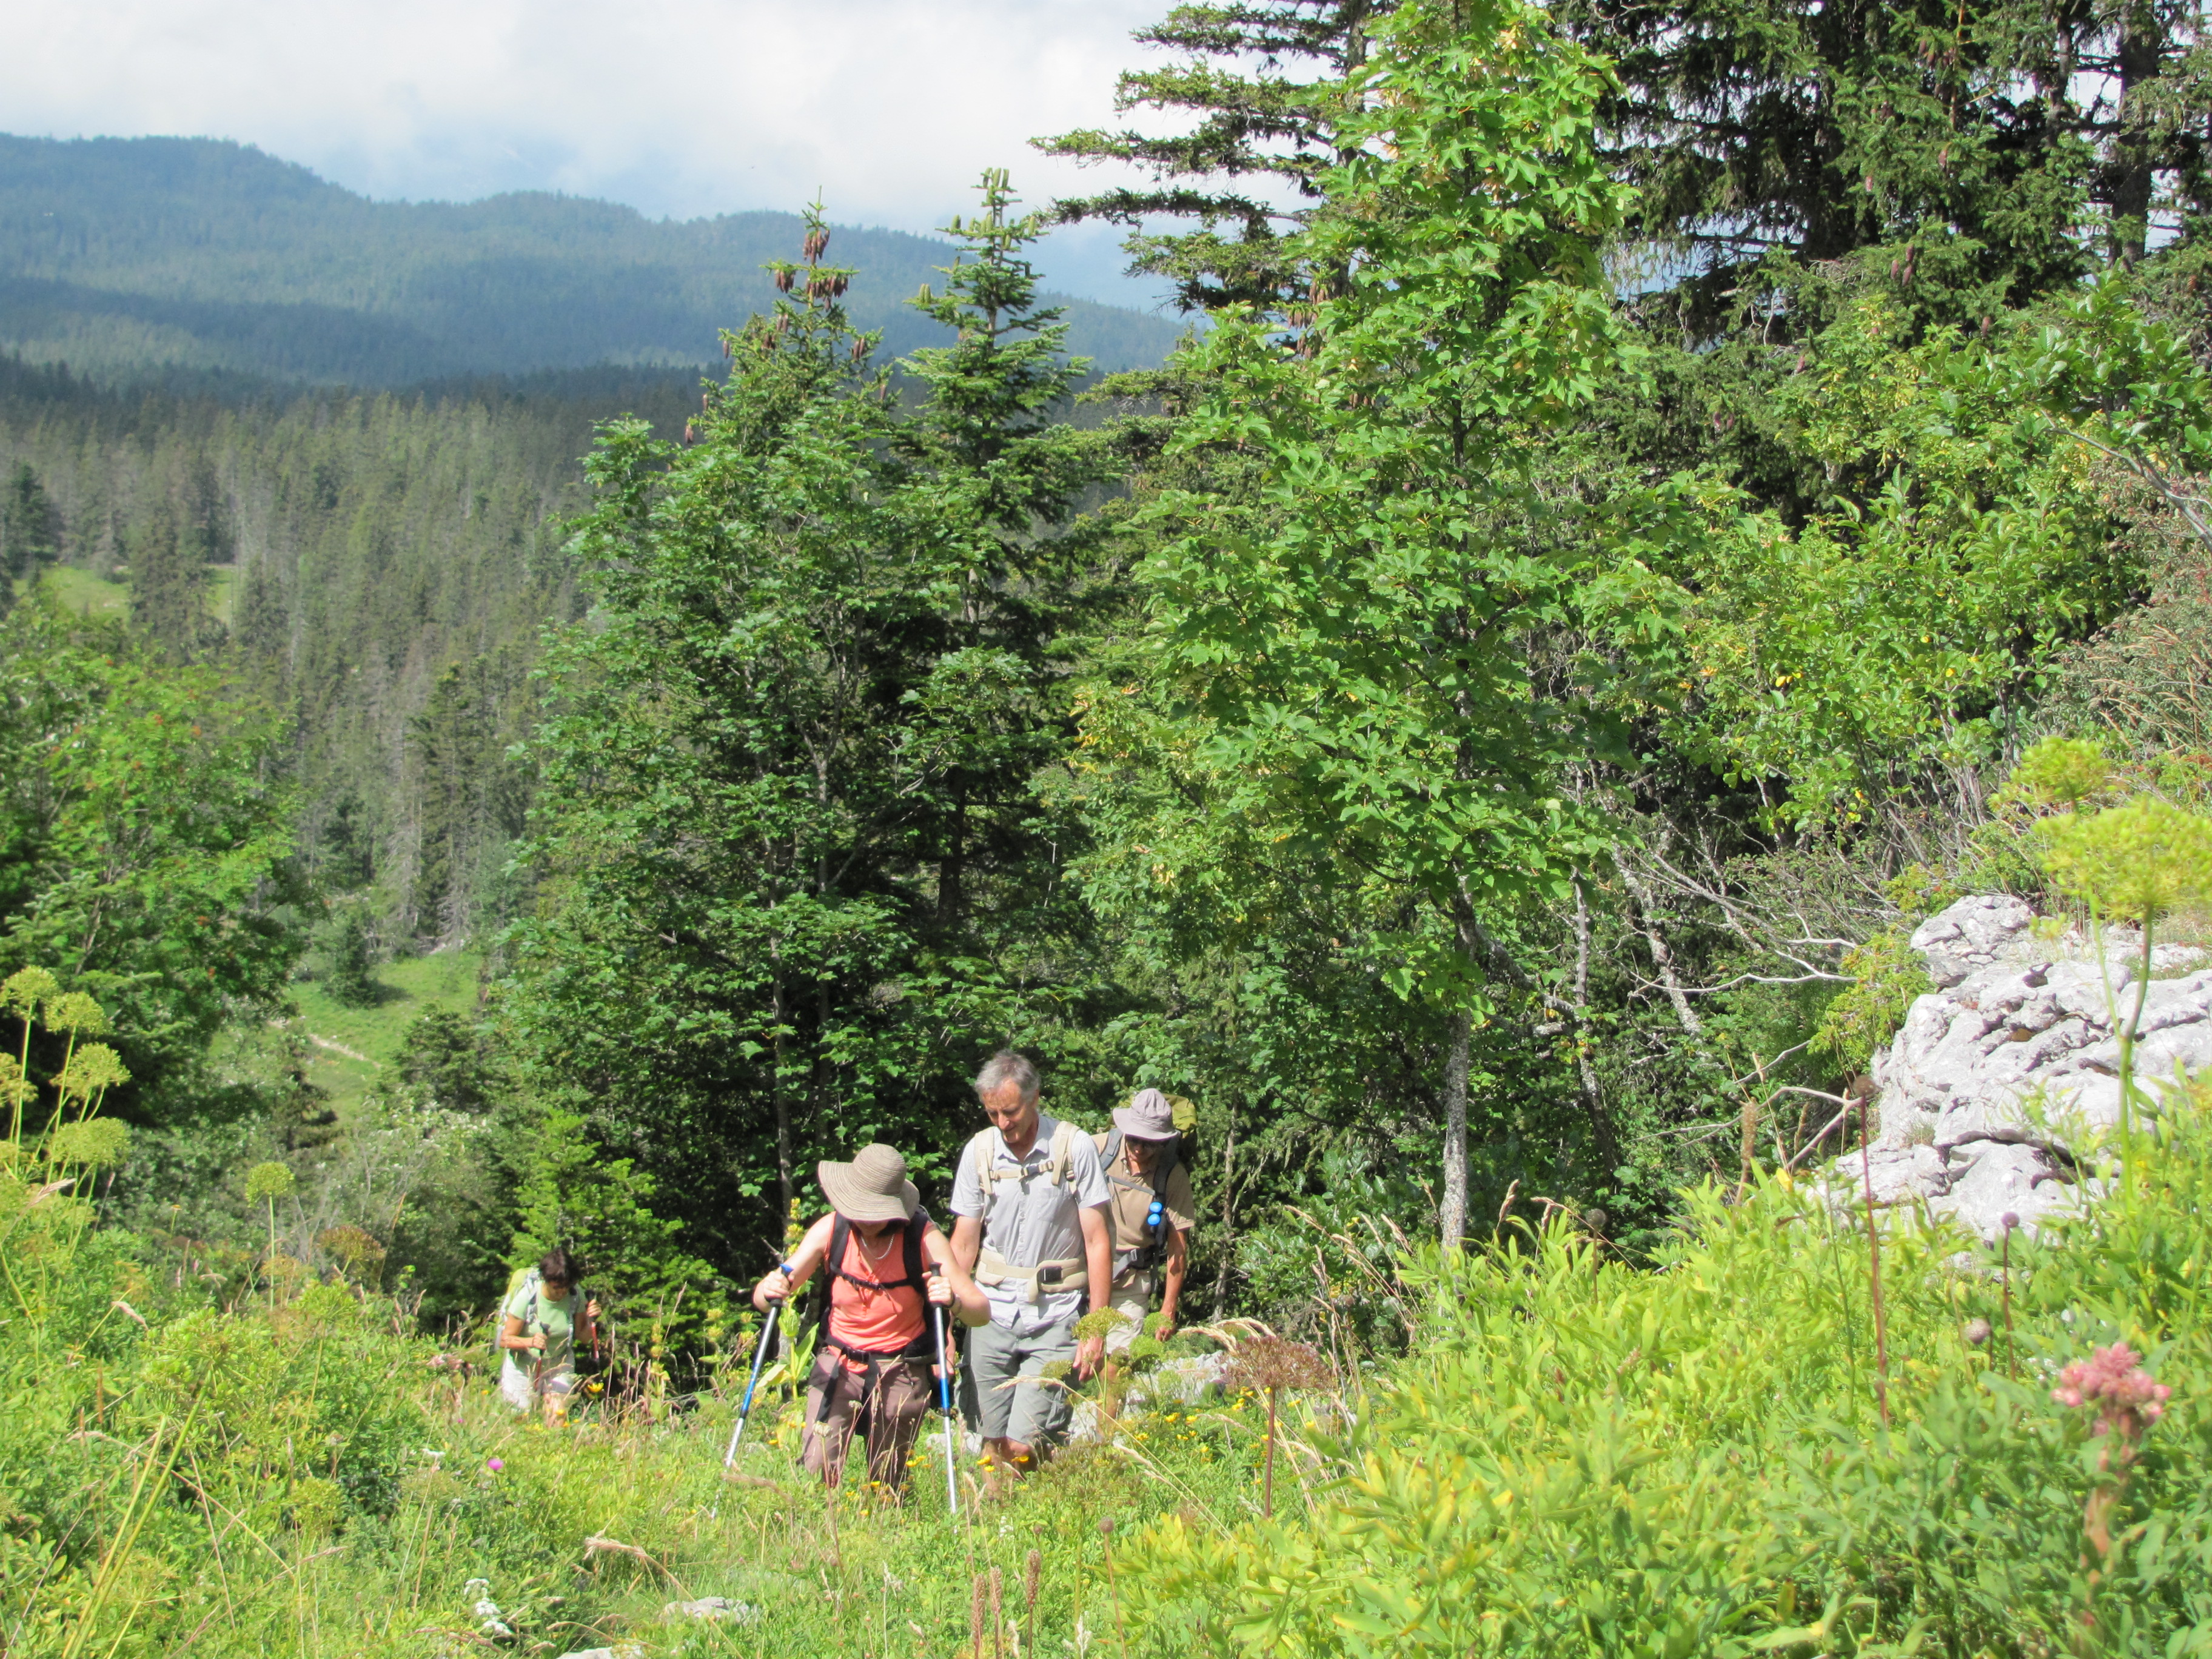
951,1113,1110,1330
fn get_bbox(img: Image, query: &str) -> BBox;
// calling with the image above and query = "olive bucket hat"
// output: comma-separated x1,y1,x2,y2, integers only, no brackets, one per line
1112,1087,1179,1141
817,1142,920,1225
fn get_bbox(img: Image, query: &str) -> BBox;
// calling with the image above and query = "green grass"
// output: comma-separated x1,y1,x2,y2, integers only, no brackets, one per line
209,561,237,625
24,565,128,619
285,950,484,1111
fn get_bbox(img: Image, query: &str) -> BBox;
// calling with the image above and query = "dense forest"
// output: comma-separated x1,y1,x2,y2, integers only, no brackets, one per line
6,0,2212,1652
0,135,1187,384
0,0,2206,1318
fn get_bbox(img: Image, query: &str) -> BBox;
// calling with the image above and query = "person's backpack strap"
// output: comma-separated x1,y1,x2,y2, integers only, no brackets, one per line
819,1210,936,1363
1047,1119,1076,1189
903,1211,925,1293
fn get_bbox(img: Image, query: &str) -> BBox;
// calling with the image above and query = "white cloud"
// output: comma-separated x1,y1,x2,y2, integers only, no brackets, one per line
5,0,1195,301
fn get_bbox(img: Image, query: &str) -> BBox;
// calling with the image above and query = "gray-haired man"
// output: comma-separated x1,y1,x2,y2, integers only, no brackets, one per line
949,1049,1112,1480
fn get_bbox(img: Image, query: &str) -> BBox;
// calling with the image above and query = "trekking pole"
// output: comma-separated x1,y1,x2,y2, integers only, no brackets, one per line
929,1267,960,1519
722,1265,791,1472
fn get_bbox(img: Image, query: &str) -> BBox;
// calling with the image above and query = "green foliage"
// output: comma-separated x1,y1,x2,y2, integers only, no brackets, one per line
509,184,1119,1262
0,608,301,1117
1112,0,1677,1239
1810,929,1933,1072
506,1103,714,1333
1121,1108,2212,1656
321,910,378,1007
394,1007,500,1114
2039,796,2212,924
1996,732,2117,811
1038,0,1376,312
1668,301,2134,830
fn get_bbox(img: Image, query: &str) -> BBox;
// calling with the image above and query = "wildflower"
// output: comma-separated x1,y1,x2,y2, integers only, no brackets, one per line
2053,1342,2171,1438
485,1457,504,1473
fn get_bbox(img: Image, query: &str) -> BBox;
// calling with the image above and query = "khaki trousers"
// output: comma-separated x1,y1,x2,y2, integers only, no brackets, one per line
802,1347,934,1492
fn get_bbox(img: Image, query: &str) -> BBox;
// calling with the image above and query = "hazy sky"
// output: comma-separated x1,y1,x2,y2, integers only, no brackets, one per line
5,0,1195,304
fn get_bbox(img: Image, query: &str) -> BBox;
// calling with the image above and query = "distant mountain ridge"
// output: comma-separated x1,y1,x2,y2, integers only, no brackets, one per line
0,135,1184,386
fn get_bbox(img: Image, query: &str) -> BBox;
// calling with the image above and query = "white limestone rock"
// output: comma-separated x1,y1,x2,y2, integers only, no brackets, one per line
1830,896,2212,1241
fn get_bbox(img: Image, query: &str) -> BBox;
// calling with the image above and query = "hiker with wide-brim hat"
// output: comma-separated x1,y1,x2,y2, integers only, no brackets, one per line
754,1142,986,1493
1092,1088,1196,1352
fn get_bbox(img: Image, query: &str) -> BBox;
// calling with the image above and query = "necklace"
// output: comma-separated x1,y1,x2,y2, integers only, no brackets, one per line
855,1226,898,1265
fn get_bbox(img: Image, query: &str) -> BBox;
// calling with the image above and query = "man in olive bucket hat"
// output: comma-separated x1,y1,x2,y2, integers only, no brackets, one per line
754,1143,987,1493
1091,1088,1196,1352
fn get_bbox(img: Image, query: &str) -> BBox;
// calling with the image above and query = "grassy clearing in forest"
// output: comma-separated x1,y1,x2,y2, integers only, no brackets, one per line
283,950,484,1111
23,565,128,618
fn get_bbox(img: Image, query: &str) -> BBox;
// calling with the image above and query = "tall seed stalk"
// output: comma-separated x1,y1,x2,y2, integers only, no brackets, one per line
1858,1090,1891,1427
1098,1518,1130,1659
1024,1545,1041,1657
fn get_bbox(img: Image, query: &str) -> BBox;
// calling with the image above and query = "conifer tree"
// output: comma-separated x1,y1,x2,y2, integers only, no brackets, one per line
0,463,59,596
1037,1,1386,309
127,497,219,663
514,184,1118,1259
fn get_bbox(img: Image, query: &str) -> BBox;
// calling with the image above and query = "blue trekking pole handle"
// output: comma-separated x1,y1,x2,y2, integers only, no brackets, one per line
930,1267,959,1518
723,1264,791,1470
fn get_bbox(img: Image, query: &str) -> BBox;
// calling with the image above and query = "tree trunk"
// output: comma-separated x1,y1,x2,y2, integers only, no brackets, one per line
937,794,965,927
1210,1099,1237,1319
1439,1004,1472,1252
1612,848,1703,1037
2111,2,2163,266
770,973,793,1221
1571,877,1621,1176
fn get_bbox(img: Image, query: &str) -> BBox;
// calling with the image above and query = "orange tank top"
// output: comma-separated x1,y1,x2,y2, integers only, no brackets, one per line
826,1219,928,1369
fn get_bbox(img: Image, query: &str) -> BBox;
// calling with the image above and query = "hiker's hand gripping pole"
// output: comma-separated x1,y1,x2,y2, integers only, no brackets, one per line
928,1262,959,1518
723,1263,790,1472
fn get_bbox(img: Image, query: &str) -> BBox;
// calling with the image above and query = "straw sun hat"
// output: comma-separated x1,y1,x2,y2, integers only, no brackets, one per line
817,1143,920,1225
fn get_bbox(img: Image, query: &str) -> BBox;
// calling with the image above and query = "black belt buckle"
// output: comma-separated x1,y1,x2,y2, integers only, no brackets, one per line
1037,1265,1064,1287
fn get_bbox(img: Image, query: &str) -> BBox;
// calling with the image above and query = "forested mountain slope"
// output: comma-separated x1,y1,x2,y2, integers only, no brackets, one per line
0,355,703,956
0,135,1185,384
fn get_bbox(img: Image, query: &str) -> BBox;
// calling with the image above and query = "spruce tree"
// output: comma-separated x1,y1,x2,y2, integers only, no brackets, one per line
1036,1,1386,309
0,464,60,595
512,186,1122,1264
126,497,217,663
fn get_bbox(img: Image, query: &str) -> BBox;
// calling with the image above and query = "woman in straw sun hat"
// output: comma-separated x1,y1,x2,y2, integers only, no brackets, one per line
754,1142,986,1493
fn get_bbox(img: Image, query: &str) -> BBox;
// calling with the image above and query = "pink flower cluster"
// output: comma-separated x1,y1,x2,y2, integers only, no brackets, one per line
2053,1342,2172,1438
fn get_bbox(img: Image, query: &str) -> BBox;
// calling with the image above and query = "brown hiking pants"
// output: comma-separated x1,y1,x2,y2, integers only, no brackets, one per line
801,1347,936,1492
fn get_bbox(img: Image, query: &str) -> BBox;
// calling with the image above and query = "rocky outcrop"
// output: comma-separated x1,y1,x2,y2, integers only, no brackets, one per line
1824,895,2212,1239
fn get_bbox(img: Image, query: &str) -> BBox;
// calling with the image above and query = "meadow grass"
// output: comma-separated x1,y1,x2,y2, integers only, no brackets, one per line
283,950,484,1113
24,566,129,620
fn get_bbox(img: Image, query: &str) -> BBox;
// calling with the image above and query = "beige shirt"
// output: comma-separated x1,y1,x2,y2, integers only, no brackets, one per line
951,1114,1110,1329
1092,1132,1196,1264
